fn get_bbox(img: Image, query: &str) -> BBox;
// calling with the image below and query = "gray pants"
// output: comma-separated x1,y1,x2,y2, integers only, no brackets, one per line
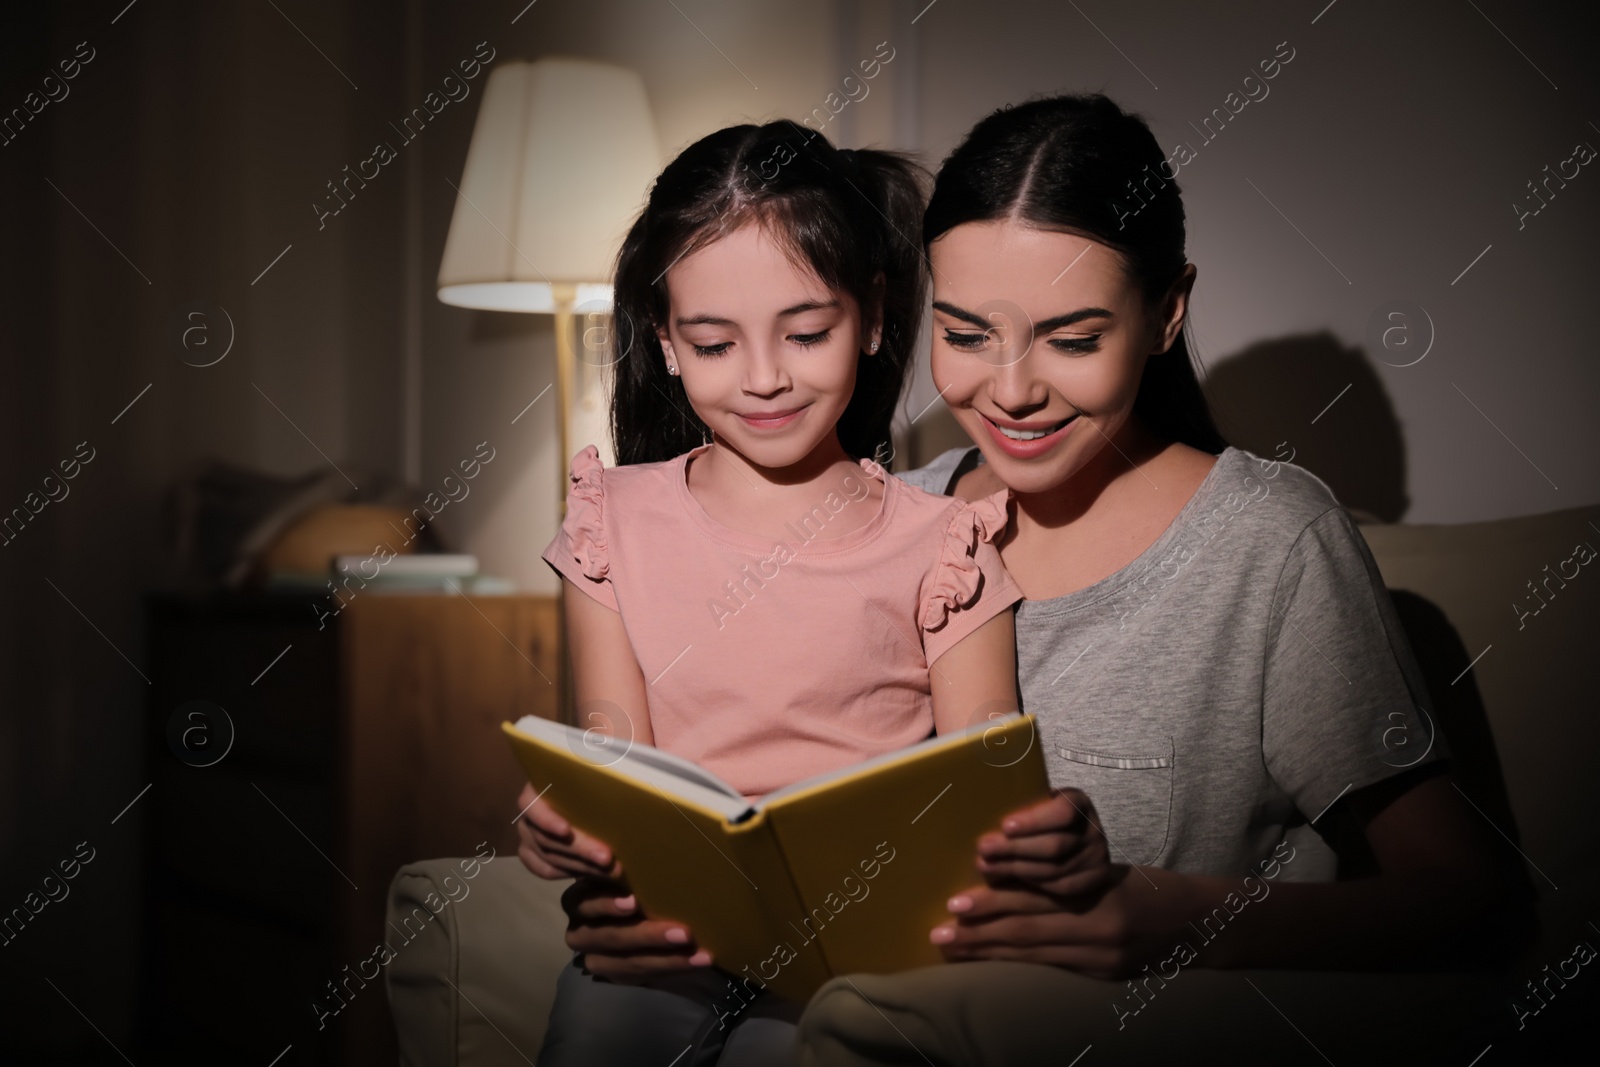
537,956,801,1066
796,961,1520,1065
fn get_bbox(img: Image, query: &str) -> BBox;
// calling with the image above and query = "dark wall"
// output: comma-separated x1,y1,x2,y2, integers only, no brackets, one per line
0,1,409,1059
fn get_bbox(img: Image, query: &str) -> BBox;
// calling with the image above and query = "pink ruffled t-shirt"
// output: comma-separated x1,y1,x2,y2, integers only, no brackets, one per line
542,444,1021,800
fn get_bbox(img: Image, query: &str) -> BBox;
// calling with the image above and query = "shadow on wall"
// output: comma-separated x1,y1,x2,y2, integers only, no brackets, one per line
907,403,973,472
1204,332,1408,523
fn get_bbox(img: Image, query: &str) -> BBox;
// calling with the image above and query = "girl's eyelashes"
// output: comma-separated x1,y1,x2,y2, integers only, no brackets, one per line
684,329,832,357
790,329,831,348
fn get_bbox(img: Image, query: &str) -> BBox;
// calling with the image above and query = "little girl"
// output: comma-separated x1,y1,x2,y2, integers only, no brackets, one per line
524,120,1021,1067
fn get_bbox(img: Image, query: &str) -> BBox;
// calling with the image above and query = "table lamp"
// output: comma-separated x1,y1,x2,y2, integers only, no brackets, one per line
437,57,659,722
437,56,661,492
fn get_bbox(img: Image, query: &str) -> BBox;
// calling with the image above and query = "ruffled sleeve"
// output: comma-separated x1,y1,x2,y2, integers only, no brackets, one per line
919,488,1022,665
540,445,618,610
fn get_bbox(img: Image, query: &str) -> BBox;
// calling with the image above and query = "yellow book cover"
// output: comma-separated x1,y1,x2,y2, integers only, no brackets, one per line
502,713,1049,1002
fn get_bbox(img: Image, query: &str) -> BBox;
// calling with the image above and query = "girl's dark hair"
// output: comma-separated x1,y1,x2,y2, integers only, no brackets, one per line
610,121,928,465
924,94,1227,454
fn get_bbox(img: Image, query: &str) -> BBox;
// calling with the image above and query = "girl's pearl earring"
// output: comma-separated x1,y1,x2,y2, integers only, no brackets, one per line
869,340,880,354
667,364,679,376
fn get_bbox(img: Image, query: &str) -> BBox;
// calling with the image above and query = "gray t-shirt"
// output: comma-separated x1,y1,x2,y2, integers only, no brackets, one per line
899,447,1448,881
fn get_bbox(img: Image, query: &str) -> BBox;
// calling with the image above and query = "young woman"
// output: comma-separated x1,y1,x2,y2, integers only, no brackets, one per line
794,94,1523,1064
528,97,1523,1063
520,120,1031,1067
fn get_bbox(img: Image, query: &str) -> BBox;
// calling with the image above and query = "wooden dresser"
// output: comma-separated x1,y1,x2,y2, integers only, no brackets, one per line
140,590,561,1066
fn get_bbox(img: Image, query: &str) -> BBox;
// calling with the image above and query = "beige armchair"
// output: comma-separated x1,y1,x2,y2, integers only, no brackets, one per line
386,504,1600,1064
386,856,572,1065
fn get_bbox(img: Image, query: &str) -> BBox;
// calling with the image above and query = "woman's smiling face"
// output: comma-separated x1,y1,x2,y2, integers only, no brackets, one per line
928,219,1188,496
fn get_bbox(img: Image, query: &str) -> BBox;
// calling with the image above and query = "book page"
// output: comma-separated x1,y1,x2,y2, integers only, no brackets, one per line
754,714,1005,811
511,715,752,819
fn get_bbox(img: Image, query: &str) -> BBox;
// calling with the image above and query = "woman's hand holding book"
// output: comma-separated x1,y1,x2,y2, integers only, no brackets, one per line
972,788,1114,897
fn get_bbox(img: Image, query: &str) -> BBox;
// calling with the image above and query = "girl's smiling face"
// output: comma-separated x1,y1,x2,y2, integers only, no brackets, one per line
656,221,879,471
928,219,1191,496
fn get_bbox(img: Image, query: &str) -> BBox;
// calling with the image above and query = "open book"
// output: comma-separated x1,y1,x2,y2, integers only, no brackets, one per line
503,713,1049,1002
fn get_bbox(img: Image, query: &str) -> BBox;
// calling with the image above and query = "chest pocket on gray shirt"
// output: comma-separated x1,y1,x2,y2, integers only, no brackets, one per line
1052,737,1174,867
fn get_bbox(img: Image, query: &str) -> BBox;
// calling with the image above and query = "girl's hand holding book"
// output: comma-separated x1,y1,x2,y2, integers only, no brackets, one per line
514,781,621,880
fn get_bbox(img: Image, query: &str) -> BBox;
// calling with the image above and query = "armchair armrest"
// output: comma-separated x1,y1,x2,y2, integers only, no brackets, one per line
385,856,572,1066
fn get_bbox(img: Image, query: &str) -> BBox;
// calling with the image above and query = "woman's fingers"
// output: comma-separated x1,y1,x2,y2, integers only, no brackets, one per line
556,883,694,947
933,897,1093,947
932,868,1153,978
581,949,715,981
560,875,629,917
976,789,1112,890
978,855,1114,895
559,877,703,966
978,833,1110,876
946,883,1071,920
999,790,1099,837
567,917,705,957
567,888,640,922
931,886,1102,955
978,828,1101,863
561,875,641,923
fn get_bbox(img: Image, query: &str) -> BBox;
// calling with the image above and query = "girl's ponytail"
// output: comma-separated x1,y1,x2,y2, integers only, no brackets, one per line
834,148,928,463
608,123,929,466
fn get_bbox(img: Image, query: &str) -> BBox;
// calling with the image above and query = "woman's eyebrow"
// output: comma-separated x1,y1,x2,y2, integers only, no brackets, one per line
675,313,735,327
1033,307,1114,332
932,300,1113,331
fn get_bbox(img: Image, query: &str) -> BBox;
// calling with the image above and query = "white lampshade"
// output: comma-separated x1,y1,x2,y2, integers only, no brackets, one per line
437,58,661,311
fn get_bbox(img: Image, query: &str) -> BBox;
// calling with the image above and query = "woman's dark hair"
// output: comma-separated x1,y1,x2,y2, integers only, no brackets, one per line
924,94,1227,454
609,121,928,465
